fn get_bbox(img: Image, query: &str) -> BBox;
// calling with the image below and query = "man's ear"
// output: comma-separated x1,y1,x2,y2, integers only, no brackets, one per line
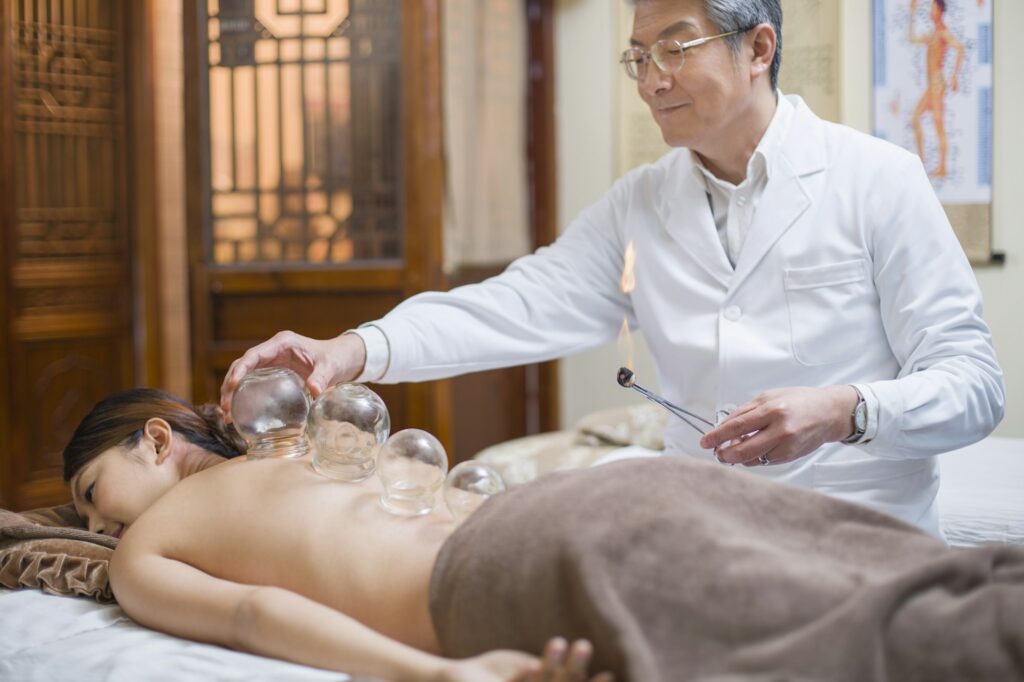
748,24,776,81
143,418,175,464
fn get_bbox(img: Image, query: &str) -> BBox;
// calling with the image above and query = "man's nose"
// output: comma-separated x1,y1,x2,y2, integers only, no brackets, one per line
639,62,672,97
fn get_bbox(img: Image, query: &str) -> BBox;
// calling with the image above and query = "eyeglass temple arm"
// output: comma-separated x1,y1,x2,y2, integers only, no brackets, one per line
682,29,740,49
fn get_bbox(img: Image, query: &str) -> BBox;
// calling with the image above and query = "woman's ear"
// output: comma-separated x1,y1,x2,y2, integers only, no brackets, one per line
143,418,175,464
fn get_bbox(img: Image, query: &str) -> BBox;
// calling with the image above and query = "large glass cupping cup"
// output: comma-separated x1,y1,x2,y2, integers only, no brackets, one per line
230,367,311,458
443,461,506,523
378,429,448,516
309,383,390,482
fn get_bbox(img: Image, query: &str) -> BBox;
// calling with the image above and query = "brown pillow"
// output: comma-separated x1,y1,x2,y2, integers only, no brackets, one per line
0,505,117,603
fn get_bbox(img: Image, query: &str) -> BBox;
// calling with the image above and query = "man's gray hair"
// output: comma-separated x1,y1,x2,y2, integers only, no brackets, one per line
631,1,784,90
705,0,782,90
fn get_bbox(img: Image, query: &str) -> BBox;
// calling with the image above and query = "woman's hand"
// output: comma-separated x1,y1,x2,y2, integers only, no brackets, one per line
219,331,367,418
434,638,613,682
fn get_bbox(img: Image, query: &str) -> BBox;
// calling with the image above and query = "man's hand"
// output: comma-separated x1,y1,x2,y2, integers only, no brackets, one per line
434,638,613,682
699,385,858,467
219,331,368,419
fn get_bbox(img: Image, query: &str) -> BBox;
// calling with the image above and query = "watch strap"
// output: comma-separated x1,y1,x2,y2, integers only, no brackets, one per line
841,385,867,445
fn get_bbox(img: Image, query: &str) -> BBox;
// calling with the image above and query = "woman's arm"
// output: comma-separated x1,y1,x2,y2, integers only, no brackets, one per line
110,546,608,681
109,547,446,681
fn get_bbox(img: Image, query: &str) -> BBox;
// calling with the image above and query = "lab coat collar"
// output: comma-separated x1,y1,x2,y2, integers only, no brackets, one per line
662,152,735,288
660,95,826,291
729,96,826,292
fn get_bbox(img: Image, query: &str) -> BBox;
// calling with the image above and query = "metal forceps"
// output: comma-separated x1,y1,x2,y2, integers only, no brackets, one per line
616,367,721,436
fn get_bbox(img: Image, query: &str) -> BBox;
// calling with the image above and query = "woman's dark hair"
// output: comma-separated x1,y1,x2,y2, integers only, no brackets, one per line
63,388,247,482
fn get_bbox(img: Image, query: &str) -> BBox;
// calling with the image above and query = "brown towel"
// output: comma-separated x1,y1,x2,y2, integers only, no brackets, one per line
429,457,1024,682
1,505,117,602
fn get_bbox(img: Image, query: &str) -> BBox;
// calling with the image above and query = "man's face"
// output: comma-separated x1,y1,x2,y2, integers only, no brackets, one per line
631,0,752,149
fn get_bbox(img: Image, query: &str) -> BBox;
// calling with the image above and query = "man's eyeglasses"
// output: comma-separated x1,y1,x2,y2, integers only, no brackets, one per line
619,26,755,81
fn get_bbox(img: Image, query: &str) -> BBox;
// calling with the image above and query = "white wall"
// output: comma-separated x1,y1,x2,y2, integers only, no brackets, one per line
555,0,1023,437
555,0,660,423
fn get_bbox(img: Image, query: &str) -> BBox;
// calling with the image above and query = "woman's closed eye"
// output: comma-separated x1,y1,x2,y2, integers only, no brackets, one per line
85,482,95,505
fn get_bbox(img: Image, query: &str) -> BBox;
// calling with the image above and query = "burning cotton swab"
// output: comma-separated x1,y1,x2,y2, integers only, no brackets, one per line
616,367,716,436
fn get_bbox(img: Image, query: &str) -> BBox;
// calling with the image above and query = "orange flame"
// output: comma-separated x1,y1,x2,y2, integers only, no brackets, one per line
618,317,634,371
620,241,636,294
618,240,636,371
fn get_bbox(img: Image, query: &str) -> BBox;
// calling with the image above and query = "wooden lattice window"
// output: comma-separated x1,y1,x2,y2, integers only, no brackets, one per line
201,0,402,266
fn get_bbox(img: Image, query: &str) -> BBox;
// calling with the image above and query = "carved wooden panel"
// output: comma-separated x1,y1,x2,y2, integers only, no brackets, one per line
0,0,135,509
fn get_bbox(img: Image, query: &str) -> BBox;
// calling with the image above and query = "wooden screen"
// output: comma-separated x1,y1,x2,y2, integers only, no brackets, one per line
0,0,135,509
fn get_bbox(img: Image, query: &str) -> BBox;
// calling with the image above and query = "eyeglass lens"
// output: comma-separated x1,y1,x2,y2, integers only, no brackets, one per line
623,40,685,80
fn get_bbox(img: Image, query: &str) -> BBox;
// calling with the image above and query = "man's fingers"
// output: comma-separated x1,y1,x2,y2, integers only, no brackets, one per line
716,430,779,466
306,361,338,398
219,334,321,416
219,346,275,418
701,408,768,450
715,400,758,425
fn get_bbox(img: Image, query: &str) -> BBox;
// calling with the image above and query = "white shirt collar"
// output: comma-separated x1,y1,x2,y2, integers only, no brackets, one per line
691,90,795,191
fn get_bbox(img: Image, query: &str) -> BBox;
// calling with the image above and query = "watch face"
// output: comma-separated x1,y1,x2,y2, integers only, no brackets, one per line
854,401,868,431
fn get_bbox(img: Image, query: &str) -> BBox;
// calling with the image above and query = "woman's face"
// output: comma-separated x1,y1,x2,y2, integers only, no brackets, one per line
70,424,180,537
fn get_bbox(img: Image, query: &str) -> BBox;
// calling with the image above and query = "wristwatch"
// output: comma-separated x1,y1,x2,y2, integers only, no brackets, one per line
841,385,868,445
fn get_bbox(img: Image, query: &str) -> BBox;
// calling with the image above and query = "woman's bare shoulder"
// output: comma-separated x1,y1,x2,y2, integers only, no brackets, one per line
117,456,262,555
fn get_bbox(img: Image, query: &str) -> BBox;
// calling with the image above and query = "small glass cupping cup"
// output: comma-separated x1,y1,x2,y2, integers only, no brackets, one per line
443,461,506,523
309,383,390,482
230,367,311,459
377,429,449,516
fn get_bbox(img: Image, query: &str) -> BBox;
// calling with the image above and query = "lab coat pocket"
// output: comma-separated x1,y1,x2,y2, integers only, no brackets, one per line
784,259,869,366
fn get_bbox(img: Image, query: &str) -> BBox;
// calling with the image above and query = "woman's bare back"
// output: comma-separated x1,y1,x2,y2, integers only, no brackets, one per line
120,453,455,652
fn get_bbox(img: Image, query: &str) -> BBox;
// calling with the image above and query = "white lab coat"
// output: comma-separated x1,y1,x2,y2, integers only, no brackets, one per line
371,96,1004,534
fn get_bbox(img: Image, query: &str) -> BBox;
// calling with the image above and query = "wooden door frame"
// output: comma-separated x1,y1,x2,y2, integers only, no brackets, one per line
0,0,16,507
526,0,559,432
128,0,165,390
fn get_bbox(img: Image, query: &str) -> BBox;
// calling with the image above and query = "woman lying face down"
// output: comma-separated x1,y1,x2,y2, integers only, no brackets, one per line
64,389,608,682
64,390,1024,682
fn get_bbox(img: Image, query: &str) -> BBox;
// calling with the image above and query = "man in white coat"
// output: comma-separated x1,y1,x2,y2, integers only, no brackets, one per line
221,0,1004,535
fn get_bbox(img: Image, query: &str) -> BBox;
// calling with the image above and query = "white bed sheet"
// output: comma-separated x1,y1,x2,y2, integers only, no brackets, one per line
0,588,350,682
938,436,1024,547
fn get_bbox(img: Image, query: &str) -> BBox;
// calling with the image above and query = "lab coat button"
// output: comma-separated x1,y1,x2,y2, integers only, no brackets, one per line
723,305,742,322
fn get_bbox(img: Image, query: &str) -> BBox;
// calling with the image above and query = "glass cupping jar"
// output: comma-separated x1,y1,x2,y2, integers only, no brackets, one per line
308,383,391,482
230,367,311,458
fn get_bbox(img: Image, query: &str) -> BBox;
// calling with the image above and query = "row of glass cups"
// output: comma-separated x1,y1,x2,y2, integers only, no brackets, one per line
230,367,505,520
